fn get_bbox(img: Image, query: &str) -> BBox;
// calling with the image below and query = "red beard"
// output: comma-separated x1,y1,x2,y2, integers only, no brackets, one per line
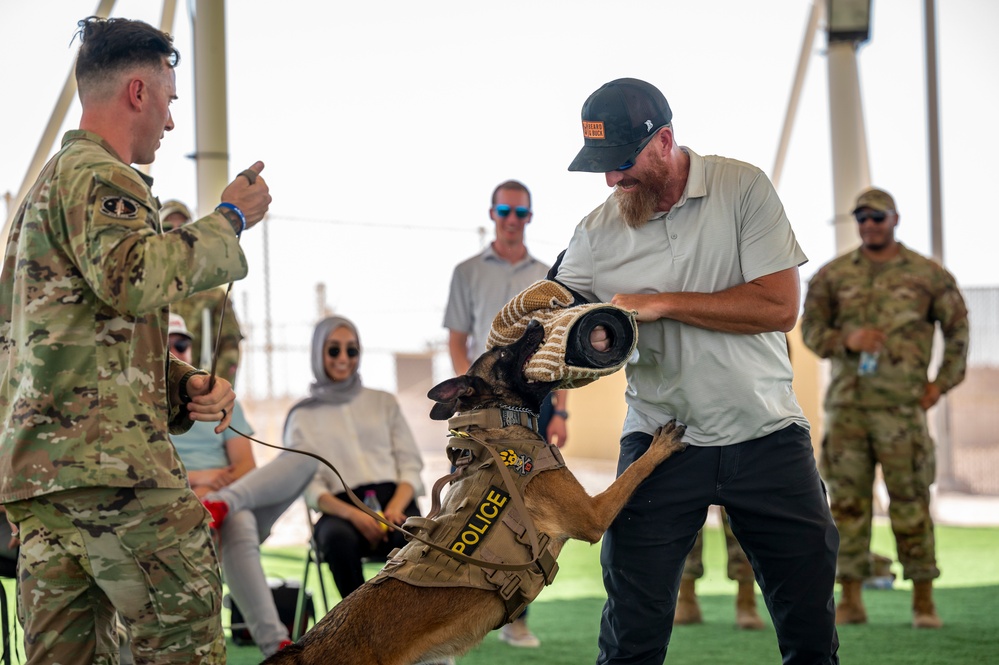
613,153,673,228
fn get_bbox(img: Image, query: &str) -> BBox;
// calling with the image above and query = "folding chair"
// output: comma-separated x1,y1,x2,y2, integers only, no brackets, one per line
291,504,394,641
293,506,330,641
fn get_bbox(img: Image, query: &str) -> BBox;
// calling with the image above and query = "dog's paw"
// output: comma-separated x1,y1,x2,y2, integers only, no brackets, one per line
650,419,688,460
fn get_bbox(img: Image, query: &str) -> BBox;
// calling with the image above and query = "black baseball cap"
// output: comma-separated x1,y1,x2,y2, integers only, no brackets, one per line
568,78,673,173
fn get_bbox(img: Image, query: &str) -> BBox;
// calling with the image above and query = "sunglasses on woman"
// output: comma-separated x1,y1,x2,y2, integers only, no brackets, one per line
170,339,191,354
327,346,360,359
494,204,531,219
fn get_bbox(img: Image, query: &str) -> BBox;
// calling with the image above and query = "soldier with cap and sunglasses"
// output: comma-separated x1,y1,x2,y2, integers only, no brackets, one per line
801,187,969,630
552,77,840,664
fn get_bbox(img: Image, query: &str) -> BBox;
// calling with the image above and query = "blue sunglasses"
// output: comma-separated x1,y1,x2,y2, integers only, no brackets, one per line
494,204,531,219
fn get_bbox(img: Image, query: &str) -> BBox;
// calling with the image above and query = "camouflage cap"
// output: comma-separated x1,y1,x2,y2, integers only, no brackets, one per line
160,199,192,230
168,313,192,339
568,78,672,173
853,188,897,214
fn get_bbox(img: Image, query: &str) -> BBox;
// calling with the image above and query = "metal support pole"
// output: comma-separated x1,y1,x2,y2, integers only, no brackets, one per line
924,0,944,264
2,0,116,240
262,216,274,400
773,0,823,189
159,0,180,36
923,0,963,492
191,0,230,219
827,41,871,256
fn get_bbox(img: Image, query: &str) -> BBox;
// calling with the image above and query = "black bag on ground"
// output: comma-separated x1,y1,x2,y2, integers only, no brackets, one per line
225,579,314,646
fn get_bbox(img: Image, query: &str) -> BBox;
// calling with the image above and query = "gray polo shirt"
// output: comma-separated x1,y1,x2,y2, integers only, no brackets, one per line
443,244,550,359
556,148,809,446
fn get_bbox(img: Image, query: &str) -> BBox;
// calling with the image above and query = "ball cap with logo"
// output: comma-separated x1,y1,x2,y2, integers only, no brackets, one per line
568,78,673,173
168,313,193,340
852,187,897,214
160,199,192,231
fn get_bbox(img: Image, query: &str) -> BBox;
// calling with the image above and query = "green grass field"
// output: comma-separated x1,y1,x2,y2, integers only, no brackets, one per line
3,524,997,664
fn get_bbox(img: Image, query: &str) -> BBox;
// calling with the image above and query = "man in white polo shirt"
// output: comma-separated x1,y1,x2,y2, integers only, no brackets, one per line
555,78,839,664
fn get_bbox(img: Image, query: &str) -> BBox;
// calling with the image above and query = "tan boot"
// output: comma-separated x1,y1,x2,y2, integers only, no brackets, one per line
674,578,702,625
735,580,765,630
912,580,943,629
836,579,868,625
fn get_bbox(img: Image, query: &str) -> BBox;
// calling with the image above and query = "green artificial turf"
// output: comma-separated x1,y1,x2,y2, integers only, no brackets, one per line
3,524,997,664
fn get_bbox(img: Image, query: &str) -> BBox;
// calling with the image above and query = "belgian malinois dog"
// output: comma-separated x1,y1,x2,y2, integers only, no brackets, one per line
263,320,687,664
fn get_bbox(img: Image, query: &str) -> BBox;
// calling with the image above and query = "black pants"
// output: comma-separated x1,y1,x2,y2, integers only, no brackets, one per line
597,424,840,665
313,482,420,599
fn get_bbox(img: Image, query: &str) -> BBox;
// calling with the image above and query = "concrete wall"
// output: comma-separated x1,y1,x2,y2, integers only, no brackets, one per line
561,371,629,462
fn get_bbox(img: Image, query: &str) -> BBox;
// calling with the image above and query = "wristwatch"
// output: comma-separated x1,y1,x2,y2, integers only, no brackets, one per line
552,409,569,420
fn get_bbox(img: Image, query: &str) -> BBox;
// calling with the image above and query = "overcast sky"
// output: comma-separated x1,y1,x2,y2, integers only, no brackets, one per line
2,0,997,396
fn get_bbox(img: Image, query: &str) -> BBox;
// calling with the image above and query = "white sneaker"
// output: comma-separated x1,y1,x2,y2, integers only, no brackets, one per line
499,618,541,648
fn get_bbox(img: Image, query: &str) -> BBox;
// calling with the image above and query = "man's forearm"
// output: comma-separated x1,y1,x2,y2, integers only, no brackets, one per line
616,267,800,334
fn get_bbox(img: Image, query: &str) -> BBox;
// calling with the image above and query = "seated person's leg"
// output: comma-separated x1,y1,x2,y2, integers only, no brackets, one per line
314,513,368,599
220,509,290,656
206,452,317,523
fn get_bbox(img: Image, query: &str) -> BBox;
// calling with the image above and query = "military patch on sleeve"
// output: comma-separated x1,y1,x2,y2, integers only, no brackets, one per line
100,196,140,219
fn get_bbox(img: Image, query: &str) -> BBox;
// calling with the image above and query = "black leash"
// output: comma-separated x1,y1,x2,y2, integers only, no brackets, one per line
203,281,548,573
222,420,549,573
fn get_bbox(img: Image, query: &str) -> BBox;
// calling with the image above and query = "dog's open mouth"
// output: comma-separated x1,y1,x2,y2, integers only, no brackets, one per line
522,344,542,378
518,321,546,374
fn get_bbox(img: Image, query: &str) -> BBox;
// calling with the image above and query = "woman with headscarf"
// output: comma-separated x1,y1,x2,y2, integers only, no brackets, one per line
285,315,425,599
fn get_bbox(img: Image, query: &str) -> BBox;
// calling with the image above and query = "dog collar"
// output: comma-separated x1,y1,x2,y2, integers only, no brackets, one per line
447,406,539,434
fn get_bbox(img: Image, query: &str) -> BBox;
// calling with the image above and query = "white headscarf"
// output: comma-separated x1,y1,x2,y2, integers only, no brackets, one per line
285,315,364,438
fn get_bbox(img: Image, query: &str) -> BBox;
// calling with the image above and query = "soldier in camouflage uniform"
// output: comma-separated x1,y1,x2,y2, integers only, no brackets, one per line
801,187,969,630
161,200,245,386
675,507,763,629
0,16,271,664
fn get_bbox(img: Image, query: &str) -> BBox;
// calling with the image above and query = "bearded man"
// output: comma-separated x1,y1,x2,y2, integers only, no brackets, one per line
551,78,840,665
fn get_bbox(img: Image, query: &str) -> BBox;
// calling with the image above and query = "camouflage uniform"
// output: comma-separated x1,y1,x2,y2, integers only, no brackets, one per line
681,507,754,583
172,288,244,386
0,130,247,663
801,243,968,582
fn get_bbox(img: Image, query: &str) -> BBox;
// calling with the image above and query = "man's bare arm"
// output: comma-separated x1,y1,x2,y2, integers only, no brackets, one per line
611,266,801,334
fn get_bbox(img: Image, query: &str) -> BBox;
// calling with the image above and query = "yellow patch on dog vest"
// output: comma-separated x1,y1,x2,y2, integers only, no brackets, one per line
449,486,509,555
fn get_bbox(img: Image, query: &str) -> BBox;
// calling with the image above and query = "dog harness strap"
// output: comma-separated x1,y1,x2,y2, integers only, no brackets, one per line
376,425,566,612
426,466,466,520
447,407,539,434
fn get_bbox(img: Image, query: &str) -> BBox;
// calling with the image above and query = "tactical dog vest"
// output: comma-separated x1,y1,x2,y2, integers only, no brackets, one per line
372,408,565,625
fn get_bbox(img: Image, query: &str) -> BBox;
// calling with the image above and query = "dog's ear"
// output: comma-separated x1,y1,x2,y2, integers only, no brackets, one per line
428,376,470,420
428,376,473,402
427,375,491,420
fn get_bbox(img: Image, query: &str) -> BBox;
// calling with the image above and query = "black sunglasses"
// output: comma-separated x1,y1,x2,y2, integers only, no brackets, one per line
170,339,191,354
494,204,531,219
854,211,888,224
327,346,360,359
615,125,667,171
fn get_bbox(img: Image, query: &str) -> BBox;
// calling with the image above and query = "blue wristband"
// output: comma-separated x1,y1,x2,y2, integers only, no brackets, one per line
216,202,246,237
